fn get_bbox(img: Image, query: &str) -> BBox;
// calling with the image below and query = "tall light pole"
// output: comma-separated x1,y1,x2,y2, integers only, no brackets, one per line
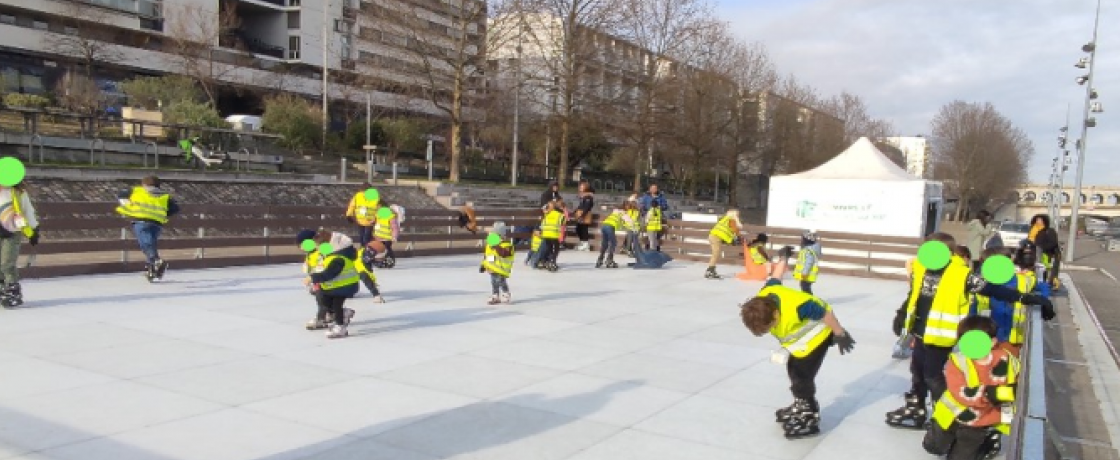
321,0,331,157
1050,107,1070,224
511,11,524,186
1065,0,1104,263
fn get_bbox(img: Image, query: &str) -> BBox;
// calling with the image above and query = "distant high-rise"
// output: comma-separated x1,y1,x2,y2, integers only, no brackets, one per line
882,136,930,178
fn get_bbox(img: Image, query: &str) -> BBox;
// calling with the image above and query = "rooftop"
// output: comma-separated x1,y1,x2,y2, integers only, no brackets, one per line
1,253,928,460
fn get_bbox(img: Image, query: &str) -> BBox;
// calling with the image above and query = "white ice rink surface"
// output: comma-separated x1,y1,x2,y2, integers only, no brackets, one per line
0,253,932,460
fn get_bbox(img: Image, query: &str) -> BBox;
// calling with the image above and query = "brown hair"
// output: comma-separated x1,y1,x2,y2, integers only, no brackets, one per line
954,245,971,261
958,316,997,339
978,247,1004,264
740,296,779,336
924,232,956,246
141,176,160,187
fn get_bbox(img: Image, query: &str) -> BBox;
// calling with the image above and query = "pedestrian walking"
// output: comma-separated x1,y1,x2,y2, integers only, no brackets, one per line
574,181,595,251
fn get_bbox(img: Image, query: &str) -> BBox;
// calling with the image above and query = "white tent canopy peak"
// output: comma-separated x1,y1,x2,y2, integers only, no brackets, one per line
783,137,916,181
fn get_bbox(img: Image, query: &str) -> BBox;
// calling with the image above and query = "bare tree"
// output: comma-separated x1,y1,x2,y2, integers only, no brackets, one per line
613,0,710,192
44,2,128,80
164,2,244,106
663,23,741,198
371,0,490,182
822,92,895,143
726,40,776,207
930,101,1033,220
516,0,621,188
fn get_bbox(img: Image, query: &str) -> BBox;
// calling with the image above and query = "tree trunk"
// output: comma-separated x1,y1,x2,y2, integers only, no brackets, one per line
449,85,463,183
559,115,570,189
633,141,645,194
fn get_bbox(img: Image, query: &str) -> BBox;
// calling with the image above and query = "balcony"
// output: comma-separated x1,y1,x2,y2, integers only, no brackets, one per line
220,29,286,60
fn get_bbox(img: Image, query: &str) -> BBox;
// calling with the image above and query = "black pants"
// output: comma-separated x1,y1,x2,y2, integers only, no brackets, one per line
911,340,953,403
788,334,833,400
490,273,510,294
359,272,379,296
358,226,374,246
799,280,814,295
926,422,991,460
316,293,347,326
382,241,395,259
540,238,559,264
576,223,591,242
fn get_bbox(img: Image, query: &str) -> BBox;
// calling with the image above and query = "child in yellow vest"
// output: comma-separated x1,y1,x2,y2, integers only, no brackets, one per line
924,316,1018,459
525,229,543,267
739,246,856,439
481,222,514,305
793,231,820,294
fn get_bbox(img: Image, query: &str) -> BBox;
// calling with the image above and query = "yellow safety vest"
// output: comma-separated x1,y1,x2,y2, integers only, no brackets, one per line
645,207,663,232
602,210,623,230
319,254,360,291
749,246,768,265
932,352,1019,434
10,189,36,237
351,193,378,226
794,247,819,283
304,251,322,274
483,241,514,277
710,216,735,244
541,210,564,239
626,209,640,231
1009,272,1037,345
375,212,395,241
354,247,378,279
531,234,542,252
761,285,833,358
905,257,971,347
973,294,991,317
116,186,170,224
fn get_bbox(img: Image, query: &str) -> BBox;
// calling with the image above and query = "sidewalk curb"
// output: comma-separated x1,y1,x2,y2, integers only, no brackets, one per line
1062,273,1120,457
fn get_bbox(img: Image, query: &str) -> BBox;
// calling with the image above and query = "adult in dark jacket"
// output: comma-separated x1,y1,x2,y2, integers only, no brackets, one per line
1027,214,1061,287
539,182,561,210
574,181,595,251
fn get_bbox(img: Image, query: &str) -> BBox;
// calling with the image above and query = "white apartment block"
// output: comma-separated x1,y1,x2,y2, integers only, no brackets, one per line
0,0,484,117
487,12,673,121
881,136,930,178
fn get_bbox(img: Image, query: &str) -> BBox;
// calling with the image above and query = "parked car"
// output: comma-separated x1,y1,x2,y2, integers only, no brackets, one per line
998,222,1030,248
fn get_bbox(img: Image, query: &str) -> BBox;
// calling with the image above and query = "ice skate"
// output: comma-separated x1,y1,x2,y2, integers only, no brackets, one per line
783,406,821,440
343,308,355,325
704,267,722,280
500,292,512,304
606,259,619,268
326,324,348,339
487,294,500,305
775,400,797,423
1,283,23,308
154,259,168,279
372,295,386,303
547,262,559,272
885,392,928,430
305,319,329,330
980,428,1002,459
595,256,604,268
144,264,156,283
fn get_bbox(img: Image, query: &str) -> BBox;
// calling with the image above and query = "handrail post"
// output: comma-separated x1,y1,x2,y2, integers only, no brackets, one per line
120,227,129,264
263,226,270,262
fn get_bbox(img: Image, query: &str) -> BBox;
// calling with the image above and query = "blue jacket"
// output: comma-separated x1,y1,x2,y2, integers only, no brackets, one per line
638,193,670,215
984,275,1050,342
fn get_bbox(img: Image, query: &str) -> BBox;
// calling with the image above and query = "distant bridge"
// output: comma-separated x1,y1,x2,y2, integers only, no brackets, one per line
999,184,1120,221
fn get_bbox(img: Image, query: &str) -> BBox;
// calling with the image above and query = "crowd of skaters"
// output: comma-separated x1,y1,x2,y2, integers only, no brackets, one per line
0,161,1062,456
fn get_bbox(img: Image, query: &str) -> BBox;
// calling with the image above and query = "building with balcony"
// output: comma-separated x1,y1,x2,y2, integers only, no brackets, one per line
0,0,483,120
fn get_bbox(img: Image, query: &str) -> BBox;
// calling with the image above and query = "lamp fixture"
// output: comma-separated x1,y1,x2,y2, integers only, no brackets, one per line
1090,101,1103,113
1075,57,1089,68
1076,75,1090,85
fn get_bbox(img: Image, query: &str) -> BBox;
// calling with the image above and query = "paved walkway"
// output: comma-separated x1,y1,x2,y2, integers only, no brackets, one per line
0,254,941,459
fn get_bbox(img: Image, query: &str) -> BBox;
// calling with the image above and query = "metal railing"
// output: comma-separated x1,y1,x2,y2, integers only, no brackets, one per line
1008,308,1047,459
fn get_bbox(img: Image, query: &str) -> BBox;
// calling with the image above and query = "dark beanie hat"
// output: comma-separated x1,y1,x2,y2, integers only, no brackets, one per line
295,229,317,244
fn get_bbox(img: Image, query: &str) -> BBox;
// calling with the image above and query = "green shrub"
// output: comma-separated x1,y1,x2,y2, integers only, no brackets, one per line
262,94,320,153
121,75,202,110
164,100,228,129
3,93,50,109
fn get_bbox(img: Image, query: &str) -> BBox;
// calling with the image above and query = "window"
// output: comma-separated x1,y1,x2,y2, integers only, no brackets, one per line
289,0,301,5
32,20,47,30
64,26,78,35
0,15,14,25
288,36,301,60
334,19,352,34
288,12,300,29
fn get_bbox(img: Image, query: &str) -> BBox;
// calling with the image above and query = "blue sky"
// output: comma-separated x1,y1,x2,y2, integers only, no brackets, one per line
716,0,1119,186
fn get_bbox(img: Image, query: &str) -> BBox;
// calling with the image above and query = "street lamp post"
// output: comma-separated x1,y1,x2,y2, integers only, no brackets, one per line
511,15,524,186
1065,0,1104,263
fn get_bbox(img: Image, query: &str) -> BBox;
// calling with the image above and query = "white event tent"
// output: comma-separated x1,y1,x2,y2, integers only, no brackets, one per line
766,137,943,239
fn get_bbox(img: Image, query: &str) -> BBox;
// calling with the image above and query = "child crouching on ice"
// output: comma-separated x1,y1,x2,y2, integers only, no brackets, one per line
481,222,514,305
525,229,542,267
924,316,1019,460
304,230,360,338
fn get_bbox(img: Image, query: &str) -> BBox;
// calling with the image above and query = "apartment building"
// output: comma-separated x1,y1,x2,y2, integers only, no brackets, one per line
881,136,930,178
0,0,484,118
